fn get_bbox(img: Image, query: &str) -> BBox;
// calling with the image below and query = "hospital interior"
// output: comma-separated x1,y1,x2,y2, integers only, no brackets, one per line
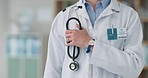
0,0,148,78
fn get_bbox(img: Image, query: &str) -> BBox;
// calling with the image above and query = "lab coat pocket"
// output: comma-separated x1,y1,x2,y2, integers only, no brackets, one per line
105,27,127,50
110,27,127,50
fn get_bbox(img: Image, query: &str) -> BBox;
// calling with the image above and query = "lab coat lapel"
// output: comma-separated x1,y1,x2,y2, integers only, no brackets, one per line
75,0,120,24
98,0,120,19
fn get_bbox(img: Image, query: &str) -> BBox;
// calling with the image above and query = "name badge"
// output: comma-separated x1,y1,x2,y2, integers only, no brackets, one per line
107,28,127,40
107,28,117,40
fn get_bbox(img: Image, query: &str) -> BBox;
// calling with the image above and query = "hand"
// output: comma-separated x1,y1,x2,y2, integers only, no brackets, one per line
65,25,92,49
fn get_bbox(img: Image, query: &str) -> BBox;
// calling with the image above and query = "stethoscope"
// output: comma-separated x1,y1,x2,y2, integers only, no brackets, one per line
65,5,83,71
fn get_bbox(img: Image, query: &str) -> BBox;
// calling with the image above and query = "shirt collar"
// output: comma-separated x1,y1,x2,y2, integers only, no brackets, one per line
82,0,110,9
77,0,120,20
101,0,111,8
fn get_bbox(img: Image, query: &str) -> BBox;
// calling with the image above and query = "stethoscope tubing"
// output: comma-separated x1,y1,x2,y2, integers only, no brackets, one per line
66,17,82,61
66,17,82,30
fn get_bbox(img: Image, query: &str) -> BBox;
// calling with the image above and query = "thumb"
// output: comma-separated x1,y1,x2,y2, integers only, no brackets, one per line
76,24,84,30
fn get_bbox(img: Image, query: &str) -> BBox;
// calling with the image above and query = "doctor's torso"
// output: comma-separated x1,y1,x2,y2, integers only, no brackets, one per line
46,0,143,78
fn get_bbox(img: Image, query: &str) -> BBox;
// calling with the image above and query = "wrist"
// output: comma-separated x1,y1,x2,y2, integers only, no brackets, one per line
83,38,92,49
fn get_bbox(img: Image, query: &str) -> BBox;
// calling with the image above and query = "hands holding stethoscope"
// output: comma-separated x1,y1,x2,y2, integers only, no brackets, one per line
65,24,93,71
65,25,92,49
64,6,94,71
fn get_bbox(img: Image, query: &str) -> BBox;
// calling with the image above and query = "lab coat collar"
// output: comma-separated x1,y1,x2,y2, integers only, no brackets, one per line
98,0,120,18
77,0,120,20
75,1,90,20
110,0,120,12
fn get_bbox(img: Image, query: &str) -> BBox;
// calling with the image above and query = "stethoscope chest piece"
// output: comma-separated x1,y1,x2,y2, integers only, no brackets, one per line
69,61,79,71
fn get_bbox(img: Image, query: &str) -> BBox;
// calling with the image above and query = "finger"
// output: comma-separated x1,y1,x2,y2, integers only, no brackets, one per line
67,40,72,44
66,38,69,43
66,41,73,46
76,24,80,29
65,30,77,34
65,30,72,34
65,33,73,38
66,37,73,43
65,30,78,38
66,40,71,43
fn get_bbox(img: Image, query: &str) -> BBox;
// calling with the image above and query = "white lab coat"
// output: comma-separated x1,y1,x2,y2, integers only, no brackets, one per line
44,0,144,78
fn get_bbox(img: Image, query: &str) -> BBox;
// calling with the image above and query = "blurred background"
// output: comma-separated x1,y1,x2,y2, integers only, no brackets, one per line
0,0,148,78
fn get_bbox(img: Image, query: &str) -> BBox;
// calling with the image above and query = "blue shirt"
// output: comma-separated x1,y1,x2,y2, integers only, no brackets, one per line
82,0,111,26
